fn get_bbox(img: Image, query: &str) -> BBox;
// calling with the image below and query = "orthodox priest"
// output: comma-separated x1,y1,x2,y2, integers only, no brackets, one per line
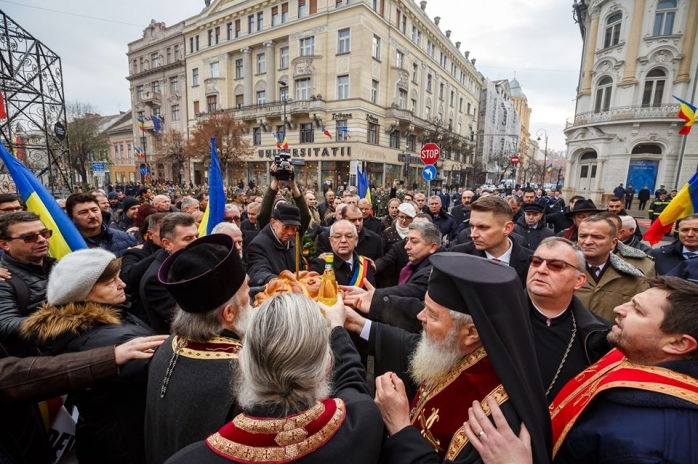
345,252,552,463
144,234,253,464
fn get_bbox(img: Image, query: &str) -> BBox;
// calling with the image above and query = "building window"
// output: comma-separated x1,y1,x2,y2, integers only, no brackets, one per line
604,12,622,48
336,119,348,141
208,29,213,46
407,134,416,151
398,88,407,109
336,0,350,7
210,61,220,78
282,3,289,23
166,47,172,63
257,12,264,31
300,122,314,143
272,6,279,26
439,83,444,100
280,86,289,101
427,40,435,58
450,90,455,107
235,19,241,37
257,90,266,105
193,101,200,114
399,11,407,34
192,68,199,86
410,98,417,113
372,35,381,60
174,45,180,60
253,127,262,145
151,52,161,68
425,104,431,119
371,80,379,103
439,52,447,68
152,80,160,94
257,53,266,74
280,47,289,69
171,104,180,121
337,75,349,99
248,15,255,34
368,123,379,145
653,0,677,36
427,74,432,92
412,63,419,83
235,59,243,79
170,76,178,93
227,22,233,40
236,95,244,109
390,130,400,148
594,76,613,113
136,85,144,99
396,50,404,68
300,36,315,56
298,0,308,18
467,102,472,114
411,26,421,45
296,78,310,100
207,95,217,112
337,28,351,54
642,68,666,107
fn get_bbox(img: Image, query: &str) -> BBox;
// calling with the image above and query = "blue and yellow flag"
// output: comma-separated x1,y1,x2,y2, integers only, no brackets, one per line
357,164,372,207
0,143,87,258
198,137,225,236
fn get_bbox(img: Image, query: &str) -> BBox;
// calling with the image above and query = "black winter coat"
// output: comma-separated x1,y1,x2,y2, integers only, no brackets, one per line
21,303,155,464
83,224,137,258
651,239,689,275
451,239,532,287
247,225,303,286
139,249,174,334
513,215,554,251
316,228,383,261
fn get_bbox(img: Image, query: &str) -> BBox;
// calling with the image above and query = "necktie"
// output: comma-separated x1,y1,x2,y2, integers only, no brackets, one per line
398,263,414,285
684,252,698,260
588,266,601,282
492,258,501,262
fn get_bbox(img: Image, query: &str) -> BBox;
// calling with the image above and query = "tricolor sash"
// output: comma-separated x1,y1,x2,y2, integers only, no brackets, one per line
348,256,368,287
550,348,698,457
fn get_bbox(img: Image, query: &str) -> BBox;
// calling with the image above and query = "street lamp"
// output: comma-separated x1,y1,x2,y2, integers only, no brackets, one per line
278,79,288,140
536,129,548,185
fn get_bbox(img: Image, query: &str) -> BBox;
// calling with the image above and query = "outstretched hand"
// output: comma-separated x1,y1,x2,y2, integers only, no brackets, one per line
114,335,169,365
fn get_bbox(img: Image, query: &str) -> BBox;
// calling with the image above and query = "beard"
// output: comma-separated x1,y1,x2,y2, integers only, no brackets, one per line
232,303,254,337
408,326,464,387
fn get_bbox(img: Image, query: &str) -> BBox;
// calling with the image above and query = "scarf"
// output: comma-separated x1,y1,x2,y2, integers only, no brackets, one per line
396,222,410,239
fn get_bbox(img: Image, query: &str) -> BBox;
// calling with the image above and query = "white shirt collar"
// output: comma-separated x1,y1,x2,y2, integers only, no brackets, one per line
484,238,513,264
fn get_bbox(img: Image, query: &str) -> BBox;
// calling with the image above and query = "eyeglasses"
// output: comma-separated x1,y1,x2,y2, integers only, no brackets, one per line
223,216,241,223
397,215,413,222
6,229,53,243
529,255,581,273
330,234,356,241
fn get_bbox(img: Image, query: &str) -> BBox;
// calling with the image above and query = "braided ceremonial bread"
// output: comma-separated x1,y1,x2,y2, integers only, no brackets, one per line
253,270,323,306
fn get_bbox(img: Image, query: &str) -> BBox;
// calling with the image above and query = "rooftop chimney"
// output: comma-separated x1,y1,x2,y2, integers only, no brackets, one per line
420,1,427,11
434,16,441,26
455,41,461,49
445,30,451,38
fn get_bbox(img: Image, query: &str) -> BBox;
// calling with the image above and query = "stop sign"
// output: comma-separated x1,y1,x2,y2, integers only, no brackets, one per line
511,155,520,165
421,143,440,165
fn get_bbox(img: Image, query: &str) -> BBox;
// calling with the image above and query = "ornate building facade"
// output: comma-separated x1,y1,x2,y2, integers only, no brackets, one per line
564,0,698,203
182,0,481,190
126,20,189,183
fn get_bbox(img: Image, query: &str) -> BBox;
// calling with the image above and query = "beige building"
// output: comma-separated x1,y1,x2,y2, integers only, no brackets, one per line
127,20,189,184
104,111,138,184
182,0,481,190
509,78,532,185
564,0,697,203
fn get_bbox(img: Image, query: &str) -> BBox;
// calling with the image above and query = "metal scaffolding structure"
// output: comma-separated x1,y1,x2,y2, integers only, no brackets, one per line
0,9,72,194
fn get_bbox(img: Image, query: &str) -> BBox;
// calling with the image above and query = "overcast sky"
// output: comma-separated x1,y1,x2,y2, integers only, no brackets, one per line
1,0,582,151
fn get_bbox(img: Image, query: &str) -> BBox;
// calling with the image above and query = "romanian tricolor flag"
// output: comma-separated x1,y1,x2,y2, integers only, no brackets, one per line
547,163,553,174
272,133,282,149
0,143,87,258
137,117,146,133
674,95,697,135
322,127,332,139
198,137,225,236
281,136,288,150
643,172,698,245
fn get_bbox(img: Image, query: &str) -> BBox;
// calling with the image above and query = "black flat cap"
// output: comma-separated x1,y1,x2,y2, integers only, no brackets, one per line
272,203,301,226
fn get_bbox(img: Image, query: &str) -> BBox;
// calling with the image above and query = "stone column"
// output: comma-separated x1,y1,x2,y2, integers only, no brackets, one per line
618,1,646,86
675,0,698,83
242,47,253,105
580,12,600,96
264,41,276,101
593,158,605,191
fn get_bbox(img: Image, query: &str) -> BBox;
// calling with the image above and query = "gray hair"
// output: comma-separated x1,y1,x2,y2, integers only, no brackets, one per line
212,222,241,234
408,221,441,245
170,294,235,342
237,293,331,416
160,213,196,241
181,197,199,210
225,203,241,214
538,236,586,271
246,201,260,212
428,195,441,202
329,219,357,237
619,215,636,231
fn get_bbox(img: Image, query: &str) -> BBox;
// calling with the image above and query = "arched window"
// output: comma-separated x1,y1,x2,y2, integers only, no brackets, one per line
653,0,677,36
604,12,622,48
579,151,598,191
631,144,662,155
594,76,613,113
641,68,666,107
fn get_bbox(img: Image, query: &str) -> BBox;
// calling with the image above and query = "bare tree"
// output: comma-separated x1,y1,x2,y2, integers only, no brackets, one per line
187,112,254,184
66,101,110,185
154,129,187,185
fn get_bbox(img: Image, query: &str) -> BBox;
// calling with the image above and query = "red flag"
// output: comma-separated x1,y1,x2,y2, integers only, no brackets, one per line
0,93,7,120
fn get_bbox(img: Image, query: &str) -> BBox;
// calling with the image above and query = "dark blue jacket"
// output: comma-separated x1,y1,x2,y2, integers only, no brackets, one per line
83,224,137,258
555,359,698,463
430,210,458,241
650,240,687,275
437,192,450,209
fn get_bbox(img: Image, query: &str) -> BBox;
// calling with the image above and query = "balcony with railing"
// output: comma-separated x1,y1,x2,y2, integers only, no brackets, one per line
565,104,680,129
140,90,161,106
229,98,326,121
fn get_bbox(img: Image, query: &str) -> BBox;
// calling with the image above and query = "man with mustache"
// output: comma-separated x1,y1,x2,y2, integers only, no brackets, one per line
0,212,57,356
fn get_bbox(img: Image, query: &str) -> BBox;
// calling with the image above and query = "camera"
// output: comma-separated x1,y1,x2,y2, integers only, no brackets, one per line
271,152,293,181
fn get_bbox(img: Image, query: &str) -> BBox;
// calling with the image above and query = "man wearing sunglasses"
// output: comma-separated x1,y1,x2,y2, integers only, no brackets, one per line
0,212,57,356
526,237,611,401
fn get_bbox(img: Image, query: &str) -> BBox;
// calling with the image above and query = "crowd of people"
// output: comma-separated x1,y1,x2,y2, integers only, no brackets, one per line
1,168,697,463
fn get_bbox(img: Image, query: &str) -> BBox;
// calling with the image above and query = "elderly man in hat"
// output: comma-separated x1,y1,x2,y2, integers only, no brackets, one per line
558,198,601,242
513,202,554,251
144,234,253,464
339,253,551,463
247,203,304,286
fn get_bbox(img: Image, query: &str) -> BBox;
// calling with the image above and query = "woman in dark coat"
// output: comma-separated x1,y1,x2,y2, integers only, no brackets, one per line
21,248,155,464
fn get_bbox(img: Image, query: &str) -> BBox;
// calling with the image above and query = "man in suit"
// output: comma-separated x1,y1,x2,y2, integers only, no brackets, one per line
451,195,532,286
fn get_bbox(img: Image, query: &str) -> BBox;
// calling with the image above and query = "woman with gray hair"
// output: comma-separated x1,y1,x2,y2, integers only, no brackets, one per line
166,293,383,463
